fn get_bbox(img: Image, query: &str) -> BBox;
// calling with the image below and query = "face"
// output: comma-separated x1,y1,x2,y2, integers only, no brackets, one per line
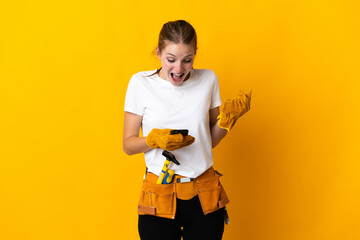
157,42,195,86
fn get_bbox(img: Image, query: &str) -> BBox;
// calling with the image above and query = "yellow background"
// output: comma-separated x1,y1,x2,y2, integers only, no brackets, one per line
1,0,359,239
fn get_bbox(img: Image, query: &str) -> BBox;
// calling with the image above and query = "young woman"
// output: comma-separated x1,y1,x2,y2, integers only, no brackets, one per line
123,20,251,240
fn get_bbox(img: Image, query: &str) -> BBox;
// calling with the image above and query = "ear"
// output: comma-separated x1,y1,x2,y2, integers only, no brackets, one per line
156,47,161,59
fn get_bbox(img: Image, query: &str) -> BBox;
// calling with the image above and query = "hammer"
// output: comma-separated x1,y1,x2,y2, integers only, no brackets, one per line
156,129,188,184
156,150,180,184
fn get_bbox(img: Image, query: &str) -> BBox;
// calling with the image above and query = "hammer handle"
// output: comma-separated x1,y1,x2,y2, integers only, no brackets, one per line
156,159,171,184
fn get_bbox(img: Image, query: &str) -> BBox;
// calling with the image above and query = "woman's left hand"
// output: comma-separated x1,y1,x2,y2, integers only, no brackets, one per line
217,90,252,131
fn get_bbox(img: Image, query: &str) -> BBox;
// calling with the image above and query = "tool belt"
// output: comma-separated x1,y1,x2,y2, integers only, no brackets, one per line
137,167,230,219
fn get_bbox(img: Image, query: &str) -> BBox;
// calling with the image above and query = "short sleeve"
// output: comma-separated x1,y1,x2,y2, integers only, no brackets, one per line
210,70,222,109
124,74,145,116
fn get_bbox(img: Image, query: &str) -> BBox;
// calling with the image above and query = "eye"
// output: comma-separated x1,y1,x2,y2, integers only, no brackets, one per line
167,59,175,63
183,59,192,63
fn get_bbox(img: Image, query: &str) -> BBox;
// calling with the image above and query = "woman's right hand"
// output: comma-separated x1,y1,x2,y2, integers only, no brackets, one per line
146,128,195,151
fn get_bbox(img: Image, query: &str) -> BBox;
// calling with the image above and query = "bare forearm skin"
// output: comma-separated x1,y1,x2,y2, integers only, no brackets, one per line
123,136,152,155
123,112,152,155
209,107,228,148
211,119,228,148
123,108,228,155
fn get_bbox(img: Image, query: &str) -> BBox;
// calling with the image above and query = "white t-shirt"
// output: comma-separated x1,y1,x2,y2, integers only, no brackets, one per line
124,68,222,178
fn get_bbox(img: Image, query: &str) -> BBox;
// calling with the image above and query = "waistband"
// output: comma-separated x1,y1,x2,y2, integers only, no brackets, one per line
144,166,216,185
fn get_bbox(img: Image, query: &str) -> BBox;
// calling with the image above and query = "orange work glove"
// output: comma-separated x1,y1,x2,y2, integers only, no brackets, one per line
146,129,195,151
217,90,252,132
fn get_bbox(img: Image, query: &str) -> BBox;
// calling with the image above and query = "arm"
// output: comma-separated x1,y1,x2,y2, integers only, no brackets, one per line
123,111,152,155
209,107,227,148
123,111,195,155
210,90,252,148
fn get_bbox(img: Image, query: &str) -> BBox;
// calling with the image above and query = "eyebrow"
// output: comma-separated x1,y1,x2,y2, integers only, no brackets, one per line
166,53,193,58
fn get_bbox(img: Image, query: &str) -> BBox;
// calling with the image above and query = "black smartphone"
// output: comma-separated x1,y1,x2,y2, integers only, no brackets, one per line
170,129,188,137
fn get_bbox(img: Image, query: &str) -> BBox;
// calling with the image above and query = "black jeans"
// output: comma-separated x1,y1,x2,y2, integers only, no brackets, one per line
138,195,225,240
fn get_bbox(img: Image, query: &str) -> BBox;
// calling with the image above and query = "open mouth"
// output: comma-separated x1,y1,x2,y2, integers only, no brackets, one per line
171,73,185,82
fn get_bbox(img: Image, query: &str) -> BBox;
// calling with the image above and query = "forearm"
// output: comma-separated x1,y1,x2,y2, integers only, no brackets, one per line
211,119,228,148
123,112,153,155
123,136,152,155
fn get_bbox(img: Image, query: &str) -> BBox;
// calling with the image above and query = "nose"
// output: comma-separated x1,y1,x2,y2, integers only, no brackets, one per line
174,61,184,73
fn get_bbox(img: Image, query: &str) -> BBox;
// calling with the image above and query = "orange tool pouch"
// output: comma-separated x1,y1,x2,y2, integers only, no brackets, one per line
137,167,230,219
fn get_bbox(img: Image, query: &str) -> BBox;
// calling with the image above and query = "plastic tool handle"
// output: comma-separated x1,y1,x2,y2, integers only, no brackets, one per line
162,169,175,184
156,159,171,184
